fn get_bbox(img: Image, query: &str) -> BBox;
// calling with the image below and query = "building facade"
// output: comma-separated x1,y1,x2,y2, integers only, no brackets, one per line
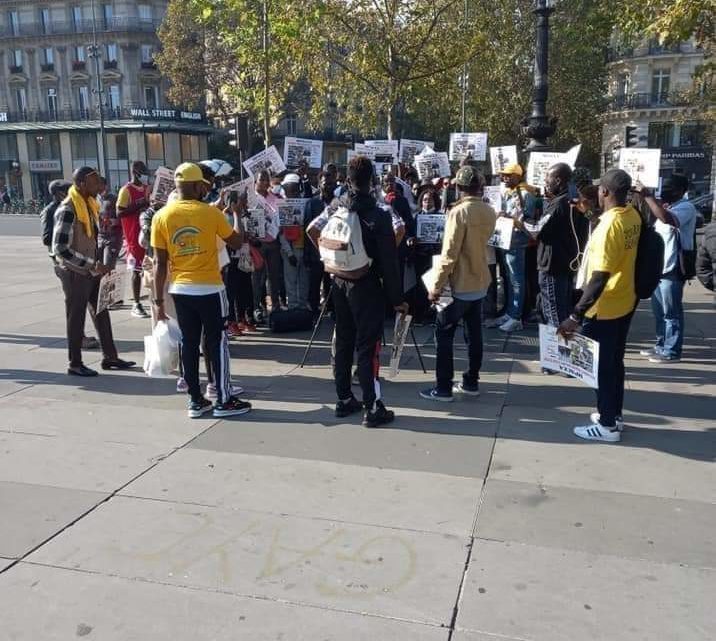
601,37,713,214
0,0,213,203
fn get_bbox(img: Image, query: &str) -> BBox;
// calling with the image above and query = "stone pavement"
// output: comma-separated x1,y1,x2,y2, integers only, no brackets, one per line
0,229,714,641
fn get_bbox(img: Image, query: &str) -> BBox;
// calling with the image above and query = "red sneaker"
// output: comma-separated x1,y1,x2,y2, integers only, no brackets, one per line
227,322,243,338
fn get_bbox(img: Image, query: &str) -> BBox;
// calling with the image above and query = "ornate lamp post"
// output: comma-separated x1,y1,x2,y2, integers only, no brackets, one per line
522,0,557,151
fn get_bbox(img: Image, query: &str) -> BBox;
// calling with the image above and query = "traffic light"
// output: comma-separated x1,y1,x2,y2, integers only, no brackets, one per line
227,113,249,151
625,125,639,147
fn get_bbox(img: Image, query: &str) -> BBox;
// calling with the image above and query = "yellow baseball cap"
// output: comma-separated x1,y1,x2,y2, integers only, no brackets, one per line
174,162,210,184
498,162,523,177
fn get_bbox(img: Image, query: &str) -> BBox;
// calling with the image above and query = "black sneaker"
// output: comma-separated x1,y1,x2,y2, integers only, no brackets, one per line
419,387,454,402
362,400,395,428
67,364,98,377
188,397,213,418
213,396,252,418
335,396,362,418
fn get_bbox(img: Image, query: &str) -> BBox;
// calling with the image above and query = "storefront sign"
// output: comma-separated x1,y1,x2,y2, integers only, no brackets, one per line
29,160,62,173
0,112,7,122
129,108,203,122
661,147,707,162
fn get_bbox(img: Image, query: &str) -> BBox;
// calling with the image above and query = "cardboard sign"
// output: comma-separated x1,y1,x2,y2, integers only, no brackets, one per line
489,146,518,174
449,132,488,162
242,145,286,177
619,148,661,188
283,137,323,170
399,139,433,165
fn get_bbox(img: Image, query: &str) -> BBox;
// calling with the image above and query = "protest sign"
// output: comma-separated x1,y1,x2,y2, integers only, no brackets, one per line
276,198,308,227
526,151,565,189
564,144,582,168
244,208,266,239
388,312,413,378
283,137,323,170
352,143,376,159
224,177,257,208
489,145,518,174
416,213,446,244
483,185,503,213
150,166,174,205
619,148,661,188
399,139,433,165
242,145,286,177
97,270,127,315
414,148,451,180
449,132,488,161
539,324,599,388
364,140,399,164
487,216,514,250
421,255,453,311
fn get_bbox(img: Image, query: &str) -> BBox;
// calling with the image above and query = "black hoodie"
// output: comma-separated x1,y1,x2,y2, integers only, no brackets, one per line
335,191,403,307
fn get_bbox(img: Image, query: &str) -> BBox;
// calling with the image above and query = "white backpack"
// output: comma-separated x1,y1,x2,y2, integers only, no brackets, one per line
318,206,372,278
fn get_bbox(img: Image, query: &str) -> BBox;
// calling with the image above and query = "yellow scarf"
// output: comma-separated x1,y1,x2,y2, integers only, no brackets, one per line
66,184,100,239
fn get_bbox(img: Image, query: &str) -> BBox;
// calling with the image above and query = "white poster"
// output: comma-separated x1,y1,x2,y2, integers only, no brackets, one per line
399,139,433,165
283,137,323,170
150,166,174,205
449,132,488,162
352,143,376,159
244,208,266,239
421,255,453,311
489,146,518,174
276,198,308,227
526,152,565,189
539,324,599,389
619,148,661,188
224,177,257,208
414,148,451,180
483,185,503,213
416,213,446,244
242,145,286,177
388,312,413,378
564,144,582,168
487,216,514,250
97,270,128,315
364,140,399,164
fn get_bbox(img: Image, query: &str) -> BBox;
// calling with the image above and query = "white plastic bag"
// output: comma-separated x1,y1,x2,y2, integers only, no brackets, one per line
143,319,180,377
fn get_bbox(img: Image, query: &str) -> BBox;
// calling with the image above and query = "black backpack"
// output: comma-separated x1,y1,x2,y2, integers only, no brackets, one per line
40,202,58,248
635,224,665,299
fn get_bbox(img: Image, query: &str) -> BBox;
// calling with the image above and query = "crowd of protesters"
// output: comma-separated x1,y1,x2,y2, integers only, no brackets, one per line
42,146,708,441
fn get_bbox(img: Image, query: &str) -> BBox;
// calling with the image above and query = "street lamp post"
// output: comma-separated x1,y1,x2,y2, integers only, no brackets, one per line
522,0,557,151
89,0,109,186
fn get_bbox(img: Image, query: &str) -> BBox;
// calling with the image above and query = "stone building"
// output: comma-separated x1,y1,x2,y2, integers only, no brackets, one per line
601,37,713,214
0,0,213,203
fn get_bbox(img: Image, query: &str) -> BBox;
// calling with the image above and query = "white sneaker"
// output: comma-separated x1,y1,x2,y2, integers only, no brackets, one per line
499,317,523,333
590,412,625,432
205,383,244,399
574,422,621,443
131,303,150,319
176,377,188,393
453,382,480,396
639,347,659,357
484,314,509,328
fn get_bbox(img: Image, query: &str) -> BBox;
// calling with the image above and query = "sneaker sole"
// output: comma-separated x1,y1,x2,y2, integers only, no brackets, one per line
363,414,395,428
213,407,252,418
335,407,362,418
455,388,480,397
419,392,454,402
187,407,213,418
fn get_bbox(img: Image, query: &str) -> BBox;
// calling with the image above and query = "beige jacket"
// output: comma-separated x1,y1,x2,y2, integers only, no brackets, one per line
434,196,496,295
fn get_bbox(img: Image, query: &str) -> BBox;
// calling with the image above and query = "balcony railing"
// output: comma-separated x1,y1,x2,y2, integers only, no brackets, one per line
607,41,693,62
0,17,162,38
8,65,23,74
104,60,118,70
140,61,157,69
607,92,691,111
0,106,206,124
72,60,87,71
41,63,55,72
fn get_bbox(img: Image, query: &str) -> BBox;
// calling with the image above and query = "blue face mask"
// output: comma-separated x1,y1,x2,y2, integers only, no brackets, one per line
136,174,149,185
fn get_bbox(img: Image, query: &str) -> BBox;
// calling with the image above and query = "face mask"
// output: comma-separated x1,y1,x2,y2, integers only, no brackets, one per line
136,174,149,185
271,186,282,195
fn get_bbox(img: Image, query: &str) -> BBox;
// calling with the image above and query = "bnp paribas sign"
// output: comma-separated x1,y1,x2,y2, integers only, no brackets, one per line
130,108,203,122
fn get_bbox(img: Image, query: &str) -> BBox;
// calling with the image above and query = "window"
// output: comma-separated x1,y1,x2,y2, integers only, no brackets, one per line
78,86,90,115
138,4,151,21
47,88,58,116
180,134,201,161
107,85,120,111
12,49,22,68
40,8,50,34
102,3,113,28
651,69,670,104
15,87,27,113
72,5,82,30
7,11,19,36
144,85,159,109
106,133,129,188
74,46,86,62
28,132,61,160
616,73,630,97
648,122,675,148
43,48,54,65
285,113,297,136
679,122,705,147
71,132,99,168
105,43,118,62
144,133,165,172
141,45,154,64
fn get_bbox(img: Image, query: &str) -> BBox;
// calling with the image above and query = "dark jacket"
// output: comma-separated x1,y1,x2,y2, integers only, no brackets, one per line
303,193,334,265
531,192,587,276
696,221,716,291
337,192,403,307
40,200,61,248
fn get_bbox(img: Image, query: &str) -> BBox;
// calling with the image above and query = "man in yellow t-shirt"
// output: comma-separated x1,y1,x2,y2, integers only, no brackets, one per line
151,162,250,419
558,169,641,443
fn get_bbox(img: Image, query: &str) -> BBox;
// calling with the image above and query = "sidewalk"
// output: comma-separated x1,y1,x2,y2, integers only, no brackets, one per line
0,234,713,641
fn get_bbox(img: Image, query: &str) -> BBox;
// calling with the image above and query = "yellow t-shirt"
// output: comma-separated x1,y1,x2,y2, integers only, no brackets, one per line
585,205,641,320
151,199,234,286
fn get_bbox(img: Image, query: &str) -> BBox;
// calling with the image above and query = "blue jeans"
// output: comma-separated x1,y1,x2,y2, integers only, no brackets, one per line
503,248,526,320
434,298,483,393
651,272,684,358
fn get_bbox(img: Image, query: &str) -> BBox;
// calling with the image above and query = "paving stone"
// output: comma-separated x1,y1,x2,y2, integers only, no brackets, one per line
28,495,469,625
